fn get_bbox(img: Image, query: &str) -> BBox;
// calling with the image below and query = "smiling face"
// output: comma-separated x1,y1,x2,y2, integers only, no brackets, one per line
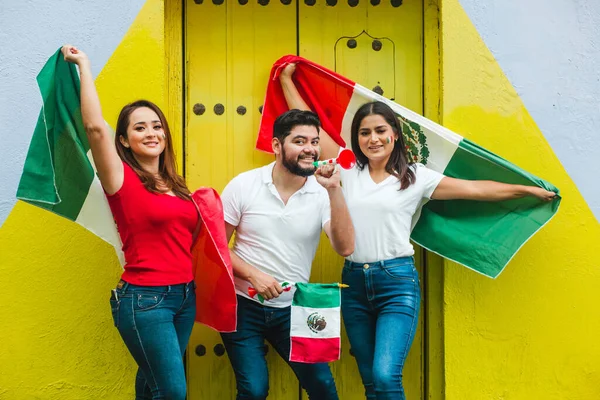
119,107,166,161
357,114,398,164
278,124,321,177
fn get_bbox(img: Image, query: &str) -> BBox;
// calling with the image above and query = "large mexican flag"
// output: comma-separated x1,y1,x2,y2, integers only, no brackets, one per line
16,49,237,332
16,48,124,264
257,55,561,278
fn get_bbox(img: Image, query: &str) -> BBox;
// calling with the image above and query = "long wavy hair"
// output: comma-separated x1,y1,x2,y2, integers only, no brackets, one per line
115,100,191,200
350,101,416,189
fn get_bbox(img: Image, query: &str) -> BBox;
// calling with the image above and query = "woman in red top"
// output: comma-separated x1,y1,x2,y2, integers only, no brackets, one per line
62,45,199,400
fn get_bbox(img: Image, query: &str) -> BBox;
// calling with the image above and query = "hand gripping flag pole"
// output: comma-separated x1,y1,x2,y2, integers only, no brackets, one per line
248,282,349,303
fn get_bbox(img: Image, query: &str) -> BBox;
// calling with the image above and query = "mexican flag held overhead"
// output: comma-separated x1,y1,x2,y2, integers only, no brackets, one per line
290,283,342,364
257,55,561,279
16,48,124,264
16,49,237,332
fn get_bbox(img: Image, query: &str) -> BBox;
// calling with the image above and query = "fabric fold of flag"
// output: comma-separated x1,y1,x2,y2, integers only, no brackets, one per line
16,49,238,332
191,188,237,332
258,55,561,278
16,48,124,264
290,282,341,364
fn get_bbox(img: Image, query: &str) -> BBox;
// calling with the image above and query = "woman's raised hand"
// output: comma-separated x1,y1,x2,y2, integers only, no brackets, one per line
61,45,89,66
280,63,297,80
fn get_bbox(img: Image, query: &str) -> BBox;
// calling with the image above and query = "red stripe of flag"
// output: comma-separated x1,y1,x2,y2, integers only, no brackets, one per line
257,55,356,153
290,336,341,363
192,188,237,332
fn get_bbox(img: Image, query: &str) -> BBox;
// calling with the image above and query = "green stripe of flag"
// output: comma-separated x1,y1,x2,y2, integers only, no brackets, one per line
292,283,341,309
411,138,560,278
17,48,94,221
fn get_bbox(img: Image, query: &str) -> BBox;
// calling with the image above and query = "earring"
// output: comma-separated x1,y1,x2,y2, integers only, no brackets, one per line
161,133,166,140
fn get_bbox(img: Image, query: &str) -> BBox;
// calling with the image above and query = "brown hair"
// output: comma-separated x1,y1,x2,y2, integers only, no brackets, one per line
350,101,416,189
115,100,191,200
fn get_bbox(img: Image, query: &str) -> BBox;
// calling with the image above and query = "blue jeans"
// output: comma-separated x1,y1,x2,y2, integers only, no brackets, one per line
221,295,339,400
341,257,420,400
109,280,196,400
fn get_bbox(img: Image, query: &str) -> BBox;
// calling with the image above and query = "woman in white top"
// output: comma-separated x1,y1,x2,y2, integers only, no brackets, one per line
279,64,555,400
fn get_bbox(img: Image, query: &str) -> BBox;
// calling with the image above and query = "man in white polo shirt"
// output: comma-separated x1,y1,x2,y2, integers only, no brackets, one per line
220,109,354,400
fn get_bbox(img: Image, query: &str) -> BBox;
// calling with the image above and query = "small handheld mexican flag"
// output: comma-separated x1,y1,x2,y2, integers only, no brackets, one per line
290,282,344,364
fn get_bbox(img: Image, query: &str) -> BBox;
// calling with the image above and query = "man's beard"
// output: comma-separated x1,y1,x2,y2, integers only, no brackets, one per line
281,146,316,177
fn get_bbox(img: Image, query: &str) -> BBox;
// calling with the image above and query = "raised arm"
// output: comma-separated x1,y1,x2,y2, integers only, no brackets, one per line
279,63,341,160
61,45,123,194
432,177,557,202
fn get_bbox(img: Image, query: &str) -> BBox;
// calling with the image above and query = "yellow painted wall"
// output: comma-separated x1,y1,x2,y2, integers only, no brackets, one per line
439,0,600,398
2,1,598,399
0,1,169,398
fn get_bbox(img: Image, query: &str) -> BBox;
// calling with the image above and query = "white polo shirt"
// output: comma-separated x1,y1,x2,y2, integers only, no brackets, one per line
221,162,331,308
341,163,444,263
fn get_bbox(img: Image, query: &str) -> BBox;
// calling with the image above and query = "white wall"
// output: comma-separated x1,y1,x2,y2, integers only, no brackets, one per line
459,0,600,221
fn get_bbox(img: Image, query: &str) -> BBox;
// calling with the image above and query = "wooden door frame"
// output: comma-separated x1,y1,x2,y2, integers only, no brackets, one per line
165,1,445,398
423,1,446,399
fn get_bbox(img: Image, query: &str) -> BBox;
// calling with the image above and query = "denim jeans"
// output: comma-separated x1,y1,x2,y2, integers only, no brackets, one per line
109,280,196,400
341,257,420,400
220,295,339,400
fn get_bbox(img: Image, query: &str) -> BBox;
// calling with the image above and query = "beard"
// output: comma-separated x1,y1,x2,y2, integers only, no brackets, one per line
281,146,317,177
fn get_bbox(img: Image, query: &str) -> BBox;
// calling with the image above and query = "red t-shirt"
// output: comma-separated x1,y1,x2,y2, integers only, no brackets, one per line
107,162,198,285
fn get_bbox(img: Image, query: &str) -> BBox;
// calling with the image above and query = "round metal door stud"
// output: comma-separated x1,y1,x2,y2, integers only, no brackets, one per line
236,105,247,115
195,345,206,356
239,0,248,4
326,0,338,5
347,39,357,49
372,39,382,51
193,0,203,4
258,0,270,5
371,0,381,5
214,103,225,115
391,0,403,7
305,0,316,5
348,0,359,7
258,105,264,114
281,0,292,4
214,343,226,356
373,85,384,96
213,0,224,4
193,103,206,116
